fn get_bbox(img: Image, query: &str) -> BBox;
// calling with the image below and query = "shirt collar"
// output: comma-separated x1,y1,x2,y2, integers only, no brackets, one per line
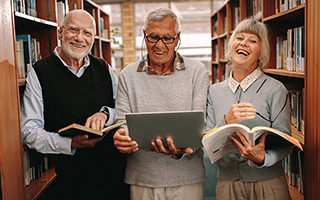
228,68,262,94
137,52,185,75
53,46,90,69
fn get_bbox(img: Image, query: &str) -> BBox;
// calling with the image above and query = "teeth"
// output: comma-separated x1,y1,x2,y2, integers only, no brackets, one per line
72,43,84,48
237,50,248,56
154,50,165,55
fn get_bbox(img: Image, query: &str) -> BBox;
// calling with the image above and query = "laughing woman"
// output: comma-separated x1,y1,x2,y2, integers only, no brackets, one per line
206,19,292,200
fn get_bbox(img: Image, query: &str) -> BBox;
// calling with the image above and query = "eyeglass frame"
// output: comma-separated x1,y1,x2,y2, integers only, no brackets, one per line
62,25,94,38
144,31,178,44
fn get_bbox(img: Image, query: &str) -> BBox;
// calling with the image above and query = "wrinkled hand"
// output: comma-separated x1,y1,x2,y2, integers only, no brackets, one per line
85,112,108,131
113,128,139,154
224,103,256,124
229,131,267,164
150,137,193,156
71,134,103,148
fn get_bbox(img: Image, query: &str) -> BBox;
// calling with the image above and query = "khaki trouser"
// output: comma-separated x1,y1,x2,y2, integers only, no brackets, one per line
130,183,204,200
216,175,291,200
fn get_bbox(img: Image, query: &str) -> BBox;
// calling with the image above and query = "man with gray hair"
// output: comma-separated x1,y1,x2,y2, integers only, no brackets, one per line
21,9,127,199
113,8,209,200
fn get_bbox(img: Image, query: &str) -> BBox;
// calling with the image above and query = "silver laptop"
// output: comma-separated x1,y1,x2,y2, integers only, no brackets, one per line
125,110,204,149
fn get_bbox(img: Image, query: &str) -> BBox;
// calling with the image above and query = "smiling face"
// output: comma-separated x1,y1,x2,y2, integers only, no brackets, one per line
144,16,179,70
58,10,95,64
231,32,262,72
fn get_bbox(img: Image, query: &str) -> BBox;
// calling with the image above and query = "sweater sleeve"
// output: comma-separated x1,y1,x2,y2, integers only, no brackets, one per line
259,82,292,167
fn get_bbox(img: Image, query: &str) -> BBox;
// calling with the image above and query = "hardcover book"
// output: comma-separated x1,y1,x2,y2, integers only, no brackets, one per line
58,121,126,139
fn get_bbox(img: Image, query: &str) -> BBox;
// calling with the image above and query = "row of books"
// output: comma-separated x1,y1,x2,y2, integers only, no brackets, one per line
16,35,41,79
289,89,304,134
23,148,49,186
276,0,306,14
251,0,262,19
13,0,37,17
57,0,69,26
283,149,304,194
100,18,109,39
276,26,305,72
212,20,218,37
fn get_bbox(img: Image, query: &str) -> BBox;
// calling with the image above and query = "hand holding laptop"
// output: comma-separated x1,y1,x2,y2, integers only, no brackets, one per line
113,128,139,154
114,111,205,155
150,137,194,158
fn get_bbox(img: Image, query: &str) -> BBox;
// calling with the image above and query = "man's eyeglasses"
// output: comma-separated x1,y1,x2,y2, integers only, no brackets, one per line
144,33,178,44
63,26,94,38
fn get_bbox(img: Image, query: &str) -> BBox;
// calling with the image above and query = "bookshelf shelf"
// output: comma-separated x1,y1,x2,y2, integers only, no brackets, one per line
286,174,304,200
25,168,57,200
212,61,219,65
264,69,305,79
14,12,57,32
101,38,111,43
211,35,219,41
263,4,305,22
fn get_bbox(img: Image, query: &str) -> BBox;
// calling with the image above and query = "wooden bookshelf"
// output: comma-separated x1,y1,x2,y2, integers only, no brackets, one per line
25,168,57,200
0,0,113,199
210,1,320,199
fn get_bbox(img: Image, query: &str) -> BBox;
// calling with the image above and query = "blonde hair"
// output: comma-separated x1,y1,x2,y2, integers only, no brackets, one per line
227,19,270,69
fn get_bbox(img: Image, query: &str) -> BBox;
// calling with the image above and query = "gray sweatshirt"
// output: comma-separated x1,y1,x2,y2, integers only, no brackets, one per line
115,56,209,187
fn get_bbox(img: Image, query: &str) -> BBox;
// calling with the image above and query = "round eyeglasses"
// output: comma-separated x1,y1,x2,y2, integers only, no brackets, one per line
63,26,94,38
144,33,178,44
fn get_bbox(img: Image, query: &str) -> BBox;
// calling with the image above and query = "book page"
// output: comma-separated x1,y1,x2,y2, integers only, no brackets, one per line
202,124,251,163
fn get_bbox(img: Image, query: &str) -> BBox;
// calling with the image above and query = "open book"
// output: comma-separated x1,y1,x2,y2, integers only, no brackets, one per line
58,121,126,139
202,123,303,164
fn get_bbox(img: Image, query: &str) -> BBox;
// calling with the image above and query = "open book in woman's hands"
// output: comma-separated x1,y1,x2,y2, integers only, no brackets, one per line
202,123,303,164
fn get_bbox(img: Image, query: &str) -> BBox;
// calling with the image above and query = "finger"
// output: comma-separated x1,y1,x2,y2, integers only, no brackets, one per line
99,120,105,130
117,146,138,154
258,132,268,144
84,117,92,128
114,129,131,141
156,138,170,154
237,103,255,108
235,131,250,146
151,140,160,153
182,147,193,154
166,137,179,154
228,135,244,151
81,134,89,140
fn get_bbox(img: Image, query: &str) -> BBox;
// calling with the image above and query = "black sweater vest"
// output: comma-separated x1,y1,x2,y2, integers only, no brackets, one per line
33,54,126,191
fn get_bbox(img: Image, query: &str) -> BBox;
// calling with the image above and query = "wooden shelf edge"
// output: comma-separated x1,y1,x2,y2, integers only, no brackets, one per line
14,11,57,27
286,174,304,200
263,4,305,22
264,69,305,79
25,167,57,200
212,35,219,41
219,58,228,63
100,38,111,43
